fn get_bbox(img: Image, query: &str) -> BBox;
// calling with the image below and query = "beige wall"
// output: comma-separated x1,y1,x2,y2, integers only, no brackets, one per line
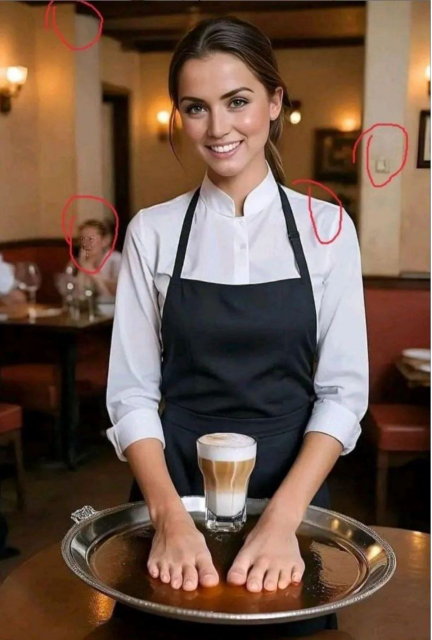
360,0,430,275
35,5,77,238
0,1,42,240
100,36,142,214
400,0,431,274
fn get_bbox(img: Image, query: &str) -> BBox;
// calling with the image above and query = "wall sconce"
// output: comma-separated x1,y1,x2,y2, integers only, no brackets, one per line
156,110,170,141
0,66,28,114
288,100,302,125
426,65,430,96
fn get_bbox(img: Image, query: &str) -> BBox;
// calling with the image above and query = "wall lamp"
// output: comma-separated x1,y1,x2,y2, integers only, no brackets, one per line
0,66,28,114
156,110,170,141
426,65,430,96
288,100,302,125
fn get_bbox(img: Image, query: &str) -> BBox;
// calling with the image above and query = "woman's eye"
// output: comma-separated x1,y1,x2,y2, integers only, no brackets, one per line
186,98,248,115
230,98,248,108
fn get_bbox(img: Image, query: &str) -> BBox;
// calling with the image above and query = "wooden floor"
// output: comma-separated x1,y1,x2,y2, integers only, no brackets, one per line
0,424,429,583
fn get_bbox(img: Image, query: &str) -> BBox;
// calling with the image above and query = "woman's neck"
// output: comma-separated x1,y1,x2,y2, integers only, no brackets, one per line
207,157,268,216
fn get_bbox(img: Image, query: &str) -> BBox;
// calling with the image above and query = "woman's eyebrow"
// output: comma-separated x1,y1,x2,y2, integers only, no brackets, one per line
180,87,254,104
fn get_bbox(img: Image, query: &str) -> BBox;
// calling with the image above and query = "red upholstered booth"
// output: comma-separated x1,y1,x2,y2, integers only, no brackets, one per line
363,280,430,524
1,240,70,305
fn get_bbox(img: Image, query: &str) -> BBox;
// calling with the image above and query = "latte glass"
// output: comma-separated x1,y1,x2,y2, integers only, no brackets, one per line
197,433,257,532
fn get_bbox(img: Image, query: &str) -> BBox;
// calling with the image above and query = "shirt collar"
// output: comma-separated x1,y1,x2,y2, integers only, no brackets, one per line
199,160,279,218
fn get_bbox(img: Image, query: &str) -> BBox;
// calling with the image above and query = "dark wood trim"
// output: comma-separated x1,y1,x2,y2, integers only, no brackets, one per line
416,110,431,169
1,241,429,292
102,82,130,97
74,1,366,18
102,89,131,251
24,0,366,14
0,238,66,250
364,276,430,290
132,36,364,53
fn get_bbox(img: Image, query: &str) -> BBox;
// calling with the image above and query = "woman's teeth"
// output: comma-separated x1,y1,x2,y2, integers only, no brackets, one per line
209,141,242,154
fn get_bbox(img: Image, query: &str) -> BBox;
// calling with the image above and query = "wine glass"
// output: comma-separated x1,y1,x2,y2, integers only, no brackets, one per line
82,275,97,321
15,262,42,323
54,272,80,320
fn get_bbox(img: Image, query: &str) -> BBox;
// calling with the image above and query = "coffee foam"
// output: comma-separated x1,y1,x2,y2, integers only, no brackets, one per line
197,433,256,462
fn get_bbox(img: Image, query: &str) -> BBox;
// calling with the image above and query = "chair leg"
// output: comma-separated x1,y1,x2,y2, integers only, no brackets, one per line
376,450,389,525
12,431,27,512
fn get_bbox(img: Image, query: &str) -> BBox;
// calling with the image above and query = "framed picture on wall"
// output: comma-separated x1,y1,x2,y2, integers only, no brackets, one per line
416,110,430,168
314,128,360,184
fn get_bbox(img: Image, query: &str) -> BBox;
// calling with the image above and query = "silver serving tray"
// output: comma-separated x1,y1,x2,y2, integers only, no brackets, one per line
61,497,396,625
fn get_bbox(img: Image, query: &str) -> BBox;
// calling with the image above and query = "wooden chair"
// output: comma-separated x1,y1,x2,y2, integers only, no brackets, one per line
0,403,27,511
366,403,430,524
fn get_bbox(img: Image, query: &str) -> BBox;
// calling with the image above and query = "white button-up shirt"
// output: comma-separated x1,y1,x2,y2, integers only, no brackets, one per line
106,160,369,461
0,254,15,295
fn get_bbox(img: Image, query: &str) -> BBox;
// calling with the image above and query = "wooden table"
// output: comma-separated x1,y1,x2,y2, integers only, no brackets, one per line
396,358,430,389
0,527,428,639
0,310,113,469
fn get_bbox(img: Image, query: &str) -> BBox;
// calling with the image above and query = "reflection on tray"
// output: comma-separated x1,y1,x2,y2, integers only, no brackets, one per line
90,513,362,615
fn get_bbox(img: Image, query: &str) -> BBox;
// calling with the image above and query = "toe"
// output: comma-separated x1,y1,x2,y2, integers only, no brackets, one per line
182,564,199,591
263,569,279,592
170,565,183,589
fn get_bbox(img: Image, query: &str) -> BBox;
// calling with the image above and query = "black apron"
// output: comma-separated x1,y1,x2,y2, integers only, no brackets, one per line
114,183,338,636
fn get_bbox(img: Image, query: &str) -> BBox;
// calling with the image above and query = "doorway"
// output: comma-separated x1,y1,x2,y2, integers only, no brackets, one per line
102,86,131,251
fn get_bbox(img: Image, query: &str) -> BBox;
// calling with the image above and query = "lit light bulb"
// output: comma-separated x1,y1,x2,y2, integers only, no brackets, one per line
289,110,301,125
6,66,27,85
157,110,170,125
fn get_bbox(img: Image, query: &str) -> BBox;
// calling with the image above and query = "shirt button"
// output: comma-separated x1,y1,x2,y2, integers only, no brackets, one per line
240,243,247,250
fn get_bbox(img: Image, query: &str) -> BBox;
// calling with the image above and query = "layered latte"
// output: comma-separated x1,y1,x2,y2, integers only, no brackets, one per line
197,433,256,530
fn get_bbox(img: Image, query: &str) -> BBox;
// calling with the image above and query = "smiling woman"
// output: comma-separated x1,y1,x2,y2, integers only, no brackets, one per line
108,15,368,637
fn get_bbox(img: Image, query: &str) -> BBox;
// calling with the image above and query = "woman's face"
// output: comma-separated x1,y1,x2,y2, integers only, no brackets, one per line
79,226,108,258
178,53,283,177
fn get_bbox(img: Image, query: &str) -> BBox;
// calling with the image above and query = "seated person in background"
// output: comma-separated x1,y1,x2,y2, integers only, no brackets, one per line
0,254,26,307
68,219,122,304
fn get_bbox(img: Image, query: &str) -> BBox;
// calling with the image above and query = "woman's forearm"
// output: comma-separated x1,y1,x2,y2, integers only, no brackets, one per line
263,432,343,529
124,438,186,525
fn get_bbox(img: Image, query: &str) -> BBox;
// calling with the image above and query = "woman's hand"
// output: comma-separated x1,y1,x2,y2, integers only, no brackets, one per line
148,509,220,591
226,513,305,592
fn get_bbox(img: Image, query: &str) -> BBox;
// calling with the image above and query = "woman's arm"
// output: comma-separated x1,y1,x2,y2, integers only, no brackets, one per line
106,215,219,590
227,208,369,591
125,438,187,523
266,208,369,524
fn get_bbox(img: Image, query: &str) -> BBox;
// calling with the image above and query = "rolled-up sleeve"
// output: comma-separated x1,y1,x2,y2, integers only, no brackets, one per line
304,210,369,455
106,214,165,462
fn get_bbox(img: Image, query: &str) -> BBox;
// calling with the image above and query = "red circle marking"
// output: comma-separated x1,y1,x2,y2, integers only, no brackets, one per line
45,1,104,51
61,195,119,275
291,179,343,245
352,123,408,188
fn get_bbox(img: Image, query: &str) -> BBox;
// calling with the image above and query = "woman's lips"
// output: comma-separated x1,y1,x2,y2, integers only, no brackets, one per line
205,140,244,158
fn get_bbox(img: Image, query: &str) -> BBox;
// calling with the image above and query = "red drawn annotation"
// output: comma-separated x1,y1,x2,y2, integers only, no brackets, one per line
353,123,408,188
291,179,343,245
61,195,119,275
45,0,103,51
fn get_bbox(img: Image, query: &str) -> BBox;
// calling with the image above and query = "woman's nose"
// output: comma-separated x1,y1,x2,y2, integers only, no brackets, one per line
207,111,231,140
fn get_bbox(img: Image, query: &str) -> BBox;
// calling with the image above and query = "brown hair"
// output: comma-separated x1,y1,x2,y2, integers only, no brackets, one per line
168,16,292,185
78,219,109,237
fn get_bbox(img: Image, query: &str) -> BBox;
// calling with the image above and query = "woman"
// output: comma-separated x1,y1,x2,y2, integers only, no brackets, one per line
69,219,121,304
106,16,368,635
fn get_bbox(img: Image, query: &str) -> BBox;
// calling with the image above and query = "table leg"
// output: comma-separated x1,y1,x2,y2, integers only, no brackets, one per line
59,335,80,469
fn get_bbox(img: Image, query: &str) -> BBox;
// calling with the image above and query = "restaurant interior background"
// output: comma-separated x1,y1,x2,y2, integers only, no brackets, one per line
0,0,429,584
